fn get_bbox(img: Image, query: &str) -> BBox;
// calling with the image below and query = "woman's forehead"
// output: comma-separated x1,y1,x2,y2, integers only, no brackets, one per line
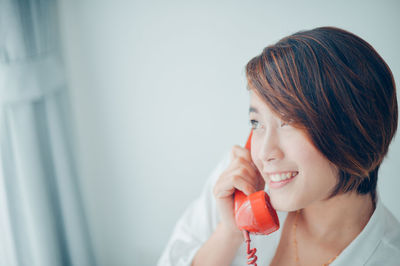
249,95,277,120
249,91,272,111
249,89,263,105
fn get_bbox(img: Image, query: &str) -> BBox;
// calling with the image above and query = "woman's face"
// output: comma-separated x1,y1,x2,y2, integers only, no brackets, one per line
249,90,339,211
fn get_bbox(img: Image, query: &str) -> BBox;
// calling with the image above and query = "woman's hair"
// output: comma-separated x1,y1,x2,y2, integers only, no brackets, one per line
245,26,398,203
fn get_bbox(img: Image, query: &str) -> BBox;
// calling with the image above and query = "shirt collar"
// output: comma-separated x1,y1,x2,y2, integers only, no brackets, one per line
331,191,385,265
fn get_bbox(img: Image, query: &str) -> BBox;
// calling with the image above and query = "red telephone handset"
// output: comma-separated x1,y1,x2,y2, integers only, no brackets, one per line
234,129,280,265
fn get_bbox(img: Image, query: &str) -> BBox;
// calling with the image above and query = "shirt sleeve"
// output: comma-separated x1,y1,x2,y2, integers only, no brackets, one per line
156,150,231,266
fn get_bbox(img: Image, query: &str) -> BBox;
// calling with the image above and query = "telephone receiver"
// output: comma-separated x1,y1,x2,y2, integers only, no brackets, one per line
234,129,280,235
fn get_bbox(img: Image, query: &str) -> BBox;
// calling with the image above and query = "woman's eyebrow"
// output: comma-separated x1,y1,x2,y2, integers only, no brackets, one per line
249,106,259,114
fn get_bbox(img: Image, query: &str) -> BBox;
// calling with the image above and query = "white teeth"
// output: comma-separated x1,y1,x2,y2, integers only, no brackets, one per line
270,172,298,182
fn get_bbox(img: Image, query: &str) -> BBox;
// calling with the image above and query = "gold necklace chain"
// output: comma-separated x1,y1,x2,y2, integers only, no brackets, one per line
292,209,341,266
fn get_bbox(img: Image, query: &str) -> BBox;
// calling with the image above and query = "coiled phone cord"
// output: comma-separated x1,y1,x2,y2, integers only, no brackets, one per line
243,230,258,266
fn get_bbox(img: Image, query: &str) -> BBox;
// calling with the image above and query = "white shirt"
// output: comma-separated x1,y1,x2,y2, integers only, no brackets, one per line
157,151,400,266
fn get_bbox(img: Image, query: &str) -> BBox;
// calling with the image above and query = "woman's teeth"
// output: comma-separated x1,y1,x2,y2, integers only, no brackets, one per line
270,172,298,182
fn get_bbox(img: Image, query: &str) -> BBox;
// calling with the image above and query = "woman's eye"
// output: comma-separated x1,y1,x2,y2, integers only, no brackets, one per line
249,119,260,129
280,119,293,127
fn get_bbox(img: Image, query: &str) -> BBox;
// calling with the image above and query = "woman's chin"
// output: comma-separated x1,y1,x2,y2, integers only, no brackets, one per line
270,194,299,212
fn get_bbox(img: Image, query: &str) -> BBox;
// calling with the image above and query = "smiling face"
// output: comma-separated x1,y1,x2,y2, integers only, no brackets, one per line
249,90,339,211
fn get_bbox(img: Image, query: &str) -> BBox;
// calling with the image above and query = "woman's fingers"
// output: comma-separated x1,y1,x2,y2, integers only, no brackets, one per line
231,157,259,181
230,145,257,170
214,168,258,198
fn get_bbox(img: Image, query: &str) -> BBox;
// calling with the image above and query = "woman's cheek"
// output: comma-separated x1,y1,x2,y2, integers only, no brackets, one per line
285,133,320,163
251,147,263,174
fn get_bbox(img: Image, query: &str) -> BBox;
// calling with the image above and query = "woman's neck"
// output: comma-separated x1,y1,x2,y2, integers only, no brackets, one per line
299,192,375,244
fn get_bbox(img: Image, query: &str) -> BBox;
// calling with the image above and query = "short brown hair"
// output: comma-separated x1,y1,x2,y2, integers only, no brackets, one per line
245,26,398,204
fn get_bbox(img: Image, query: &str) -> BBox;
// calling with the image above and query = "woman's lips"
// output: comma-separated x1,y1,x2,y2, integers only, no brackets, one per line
268,172,298,189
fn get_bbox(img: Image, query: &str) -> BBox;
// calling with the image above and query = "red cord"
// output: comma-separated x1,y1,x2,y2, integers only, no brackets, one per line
242,230,258,266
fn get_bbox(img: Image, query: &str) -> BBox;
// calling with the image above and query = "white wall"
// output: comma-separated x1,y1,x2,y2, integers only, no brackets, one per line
57,0,400,265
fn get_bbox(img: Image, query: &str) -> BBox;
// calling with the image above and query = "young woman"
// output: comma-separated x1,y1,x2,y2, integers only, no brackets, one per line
158,26,400,266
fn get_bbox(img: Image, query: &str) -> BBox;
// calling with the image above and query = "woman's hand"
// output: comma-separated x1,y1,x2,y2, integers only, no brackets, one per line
213,145,265,235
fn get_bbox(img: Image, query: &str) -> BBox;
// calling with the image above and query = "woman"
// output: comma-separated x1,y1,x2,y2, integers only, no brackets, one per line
158,26,400,265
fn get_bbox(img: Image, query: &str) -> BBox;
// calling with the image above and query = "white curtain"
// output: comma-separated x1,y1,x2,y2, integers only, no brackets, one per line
0,0,96,265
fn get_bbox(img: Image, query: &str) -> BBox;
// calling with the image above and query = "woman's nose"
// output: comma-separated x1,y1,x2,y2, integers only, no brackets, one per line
258,130,284,163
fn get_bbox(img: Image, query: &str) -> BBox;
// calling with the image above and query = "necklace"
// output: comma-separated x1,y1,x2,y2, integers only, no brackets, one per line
292,209,341,266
